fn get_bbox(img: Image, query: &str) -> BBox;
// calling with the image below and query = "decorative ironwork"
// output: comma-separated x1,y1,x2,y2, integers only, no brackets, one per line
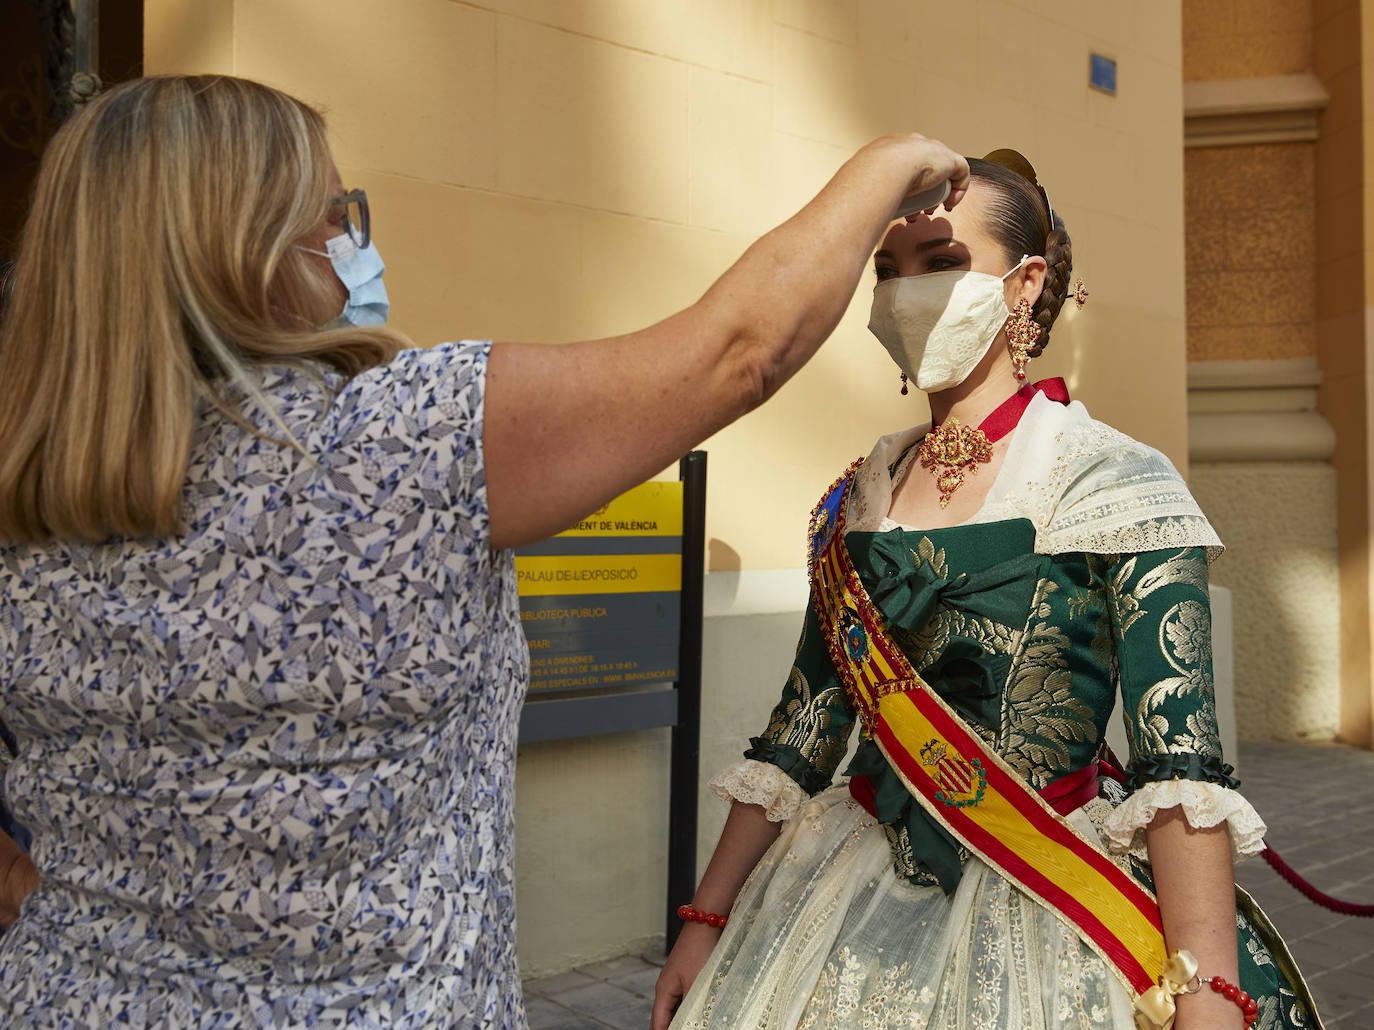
30,0,100,128
70,0,102,105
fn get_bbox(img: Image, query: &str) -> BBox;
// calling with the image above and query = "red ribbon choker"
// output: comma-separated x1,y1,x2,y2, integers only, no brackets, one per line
916,378,1069,508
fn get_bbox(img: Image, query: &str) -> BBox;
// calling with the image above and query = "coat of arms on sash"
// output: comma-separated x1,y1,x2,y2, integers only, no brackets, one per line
919,739,986,809
839,605,869,661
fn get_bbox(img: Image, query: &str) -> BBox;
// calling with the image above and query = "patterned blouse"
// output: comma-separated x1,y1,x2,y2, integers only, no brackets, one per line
0,342,531,1028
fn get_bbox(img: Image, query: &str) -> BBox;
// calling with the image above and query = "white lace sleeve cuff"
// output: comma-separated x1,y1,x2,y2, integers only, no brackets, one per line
708,759,809,823
1103,779,1267,862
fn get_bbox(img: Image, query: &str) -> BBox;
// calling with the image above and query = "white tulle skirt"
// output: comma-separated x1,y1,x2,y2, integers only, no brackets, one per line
671,784,1140,1029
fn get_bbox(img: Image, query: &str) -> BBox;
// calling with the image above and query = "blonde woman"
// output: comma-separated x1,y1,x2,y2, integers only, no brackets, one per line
0,76,965,1028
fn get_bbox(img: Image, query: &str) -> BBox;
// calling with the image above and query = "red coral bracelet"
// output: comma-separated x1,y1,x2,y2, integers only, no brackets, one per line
676,904,728,928
1207,975,1260,1027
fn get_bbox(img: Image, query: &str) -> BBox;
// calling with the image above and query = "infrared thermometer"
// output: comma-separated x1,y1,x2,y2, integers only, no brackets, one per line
893,179,952,219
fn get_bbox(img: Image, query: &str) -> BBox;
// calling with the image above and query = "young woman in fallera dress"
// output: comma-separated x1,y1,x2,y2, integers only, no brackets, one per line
653,152,1323,1030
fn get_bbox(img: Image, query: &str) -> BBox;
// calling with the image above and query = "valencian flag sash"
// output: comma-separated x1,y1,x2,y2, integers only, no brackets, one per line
808,462,1170,1011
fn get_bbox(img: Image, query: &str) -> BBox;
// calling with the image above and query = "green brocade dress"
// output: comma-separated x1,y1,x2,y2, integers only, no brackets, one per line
673,402,1321,1030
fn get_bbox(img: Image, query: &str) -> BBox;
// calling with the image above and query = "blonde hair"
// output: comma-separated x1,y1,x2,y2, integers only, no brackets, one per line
0,75,407,544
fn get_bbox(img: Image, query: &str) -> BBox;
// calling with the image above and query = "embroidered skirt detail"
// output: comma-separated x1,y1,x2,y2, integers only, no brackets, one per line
672,786,1315,1030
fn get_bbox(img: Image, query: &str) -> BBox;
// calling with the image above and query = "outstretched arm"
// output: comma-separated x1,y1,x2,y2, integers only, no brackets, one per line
485,135,969,549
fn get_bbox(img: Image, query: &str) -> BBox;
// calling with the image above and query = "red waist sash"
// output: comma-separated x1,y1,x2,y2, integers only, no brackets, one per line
850,757,1112,821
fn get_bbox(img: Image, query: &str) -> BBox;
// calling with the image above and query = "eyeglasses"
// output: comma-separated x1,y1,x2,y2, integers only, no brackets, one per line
330,188,370,249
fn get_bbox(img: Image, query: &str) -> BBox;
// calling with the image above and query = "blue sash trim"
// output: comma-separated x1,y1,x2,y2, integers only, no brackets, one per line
809,461,859,563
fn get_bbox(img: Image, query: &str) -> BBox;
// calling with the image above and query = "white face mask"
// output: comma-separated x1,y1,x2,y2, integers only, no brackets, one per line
297,234,390,327
868,257,1029,392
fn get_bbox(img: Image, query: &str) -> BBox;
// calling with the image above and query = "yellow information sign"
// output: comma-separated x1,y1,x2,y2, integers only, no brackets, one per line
514,553,682,596
556,481,684,538
515,479,685,691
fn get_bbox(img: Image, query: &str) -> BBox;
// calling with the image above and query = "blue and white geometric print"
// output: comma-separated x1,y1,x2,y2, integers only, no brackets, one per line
0,341,531,1028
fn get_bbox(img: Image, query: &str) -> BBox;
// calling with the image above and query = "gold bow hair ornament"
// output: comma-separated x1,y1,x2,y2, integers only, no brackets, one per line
1134,950,1200,1030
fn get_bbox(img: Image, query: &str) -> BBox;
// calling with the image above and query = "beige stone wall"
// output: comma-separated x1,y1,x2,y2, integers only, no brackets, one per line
1184,0,1312,81
146,0,1193,574
1185,143,1317,361
1343,0,1374,745
1188,464,1340,741
1181,0,1357,745
1183,0,1318,364
513,728,672,974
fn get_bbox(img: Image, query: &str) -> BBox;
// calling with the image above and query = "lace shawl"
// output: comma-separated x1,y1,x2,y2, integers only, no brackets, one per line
846,391,1223,559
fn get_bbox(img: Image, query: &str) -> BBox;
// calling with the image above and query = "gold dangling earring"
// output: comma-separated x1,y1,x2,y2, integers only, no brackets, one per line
900,372,909,395
1006,298,1042,381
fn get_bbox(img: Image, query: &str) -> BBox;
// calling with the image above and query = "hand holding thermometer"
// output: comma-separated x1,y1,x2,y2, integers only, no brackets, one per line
893,179,952,220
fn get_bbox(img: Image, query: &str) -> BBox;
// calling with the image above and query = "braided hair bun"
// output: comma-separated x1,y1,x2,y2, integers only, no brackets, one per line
970,151,1073,356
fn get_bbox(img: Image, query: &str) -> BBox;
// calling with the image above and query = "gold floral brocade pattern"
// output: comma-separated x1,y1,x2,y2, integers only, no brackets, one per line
761,667,848,775
1105,550,1222,761
749,527,1225,808
1001,578,1098,789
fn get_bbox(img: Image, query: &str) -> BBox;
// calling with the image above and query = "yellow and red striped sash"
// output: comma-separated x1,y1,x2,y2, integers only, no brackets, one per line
809,462,1167,1003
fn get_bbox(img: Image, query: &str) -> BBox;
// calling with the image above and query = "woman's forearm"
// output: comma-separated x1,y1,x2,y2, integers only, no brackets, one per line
691,800,783,914
484,136,968,549
653,800,784,1029
1144,805,1244,1028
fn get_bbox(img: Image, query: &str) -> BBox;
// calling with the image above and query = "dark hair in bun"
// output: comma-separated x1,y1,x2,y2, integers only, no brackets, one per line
967,152,1073,356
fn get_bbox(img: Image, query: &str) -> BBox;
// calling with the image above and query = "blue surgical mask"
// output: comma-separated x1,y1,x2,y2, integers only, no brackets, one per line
314,233,389,327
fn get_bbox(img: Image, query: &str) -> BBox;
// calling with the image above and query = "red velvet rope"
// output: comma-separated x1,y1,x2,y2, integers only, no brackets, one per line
1261,844,1374,917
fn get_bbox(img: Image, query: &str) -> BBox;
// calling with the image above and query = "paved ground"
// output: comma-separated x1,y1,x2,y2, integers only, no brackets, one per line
523,741,1374,1029
1231,742,1374,1029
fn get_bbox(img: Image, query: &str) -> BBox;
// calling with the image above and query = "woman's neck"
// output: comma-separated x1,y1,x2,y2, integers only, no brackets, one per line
926,368,1021,428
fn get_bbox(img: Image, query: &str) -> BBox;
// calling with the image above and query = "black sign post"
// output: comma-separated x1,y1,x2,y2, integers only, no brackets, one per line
665,450,705,951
